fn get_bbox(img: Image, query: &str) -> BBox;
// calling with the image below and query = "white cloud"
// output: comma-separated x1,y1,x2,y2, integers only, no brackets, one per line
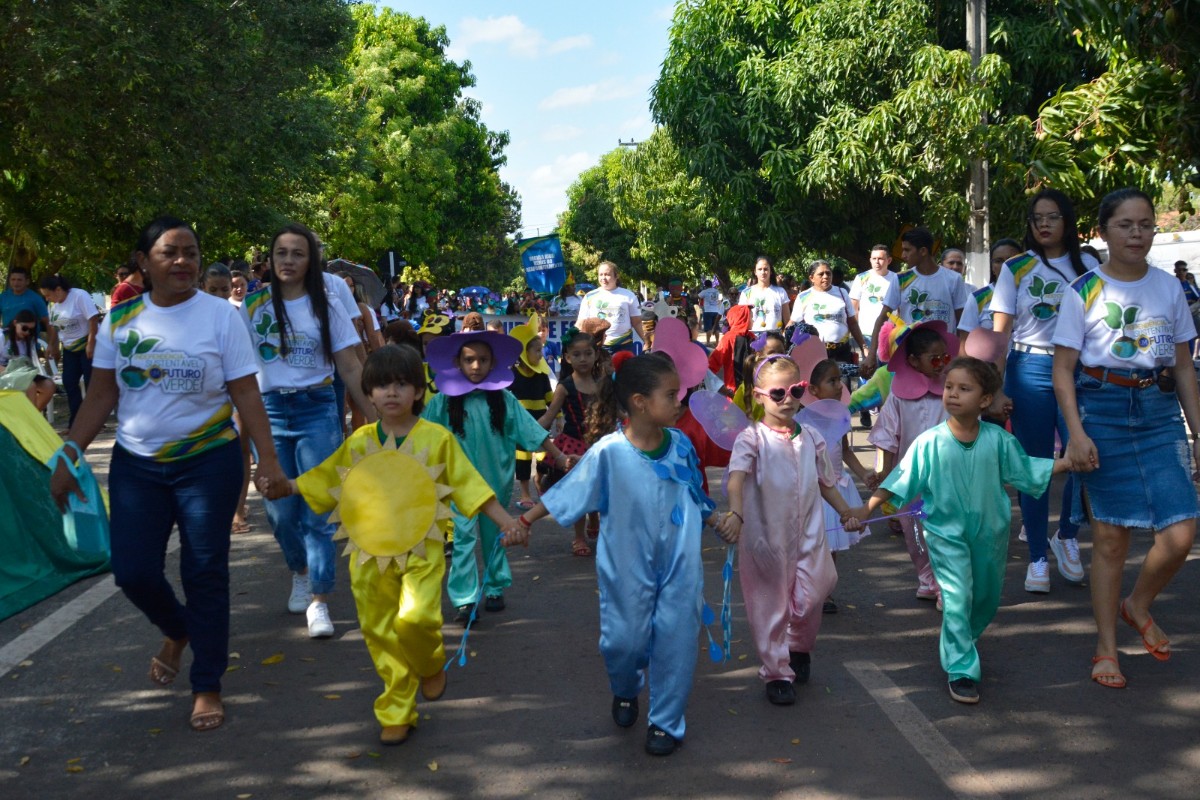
528,152,594,207
541,124,584,143
539,79,641,110
653,4,676,22
619,114,653,139
448,16,592,60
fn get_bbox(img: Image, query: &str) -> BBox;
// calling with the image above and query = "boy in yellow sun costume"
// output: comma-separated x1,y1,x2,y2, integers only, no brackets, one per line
273,344,522,746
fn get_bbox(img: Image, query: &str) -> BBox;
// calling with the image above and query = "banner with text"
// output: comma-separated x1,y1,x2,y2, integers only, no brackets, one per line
519,234,566,296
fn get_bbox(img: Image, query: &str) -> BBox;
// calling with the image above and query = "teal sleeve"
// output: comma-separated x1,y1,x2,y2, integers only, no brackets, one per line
998,429,1054,499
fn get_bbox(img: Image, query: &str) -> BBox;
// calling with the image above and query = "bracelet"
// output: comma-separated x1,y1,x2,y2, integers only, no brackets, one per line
63,440,84,461
727,510,743,523
518,514,532,527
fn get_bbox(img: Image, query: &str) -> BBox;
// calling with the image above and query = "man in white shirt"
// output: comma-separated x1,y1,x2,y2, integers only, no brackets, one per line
696,279,724,346
862,228,968,375
849,244,899,355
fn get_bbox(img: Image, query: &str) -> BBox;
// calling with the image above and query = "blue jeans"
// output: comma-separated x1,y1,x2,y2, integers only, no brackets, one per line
1004,350,1079,560
62,347,92,426
262,386,342,594
331,371,347,435
109,439,242,693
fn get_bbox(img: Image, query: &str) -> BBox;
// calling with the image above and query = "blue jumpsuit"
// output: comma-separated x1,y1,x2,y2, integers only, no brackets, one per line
542,428,715,740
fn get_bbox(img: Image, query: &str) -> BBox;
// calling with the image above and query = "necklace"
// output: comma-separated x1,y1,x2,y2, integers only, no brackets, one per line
763,421,797,437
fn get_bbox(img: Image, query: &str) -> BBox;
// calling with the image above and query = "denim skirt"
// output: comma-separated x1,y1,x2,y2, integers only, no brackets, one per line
1073,369,1199,530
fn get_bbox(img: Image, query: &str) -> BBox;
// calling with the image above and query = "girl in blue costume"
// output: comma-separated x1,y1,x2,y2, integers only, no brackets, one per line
510,351,718,757
421,330,573,623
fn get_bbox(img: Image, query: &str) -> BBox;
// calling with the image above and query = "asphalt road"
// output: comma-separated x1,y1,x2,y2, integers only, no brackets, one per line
1,427,1198,800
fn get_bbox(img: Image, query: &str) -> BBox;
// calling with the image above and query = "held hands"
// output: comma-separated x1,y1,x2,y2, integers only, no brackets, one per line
1064,434,1099,473
840,511,864,532
254,460,294,500
715,511,742,543
863,470,881,491
986,390,1013,421
502,516,531,547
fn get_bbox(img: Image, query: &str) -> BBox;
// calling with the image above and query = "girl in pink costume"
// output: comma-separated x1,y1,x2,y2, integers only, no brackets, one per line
717,354,861,706
868,316,960,606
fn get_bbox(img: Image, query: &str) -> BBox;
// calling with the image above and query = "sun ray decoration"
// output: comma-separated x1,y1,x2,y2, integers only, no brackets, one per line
328,433,452,573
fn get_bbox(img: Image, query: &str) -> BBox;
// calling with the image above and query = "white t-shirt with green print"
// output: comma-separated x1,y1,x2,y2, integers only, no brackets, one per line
1053,266,1194,370
989,250,1100,348
93,291,257,461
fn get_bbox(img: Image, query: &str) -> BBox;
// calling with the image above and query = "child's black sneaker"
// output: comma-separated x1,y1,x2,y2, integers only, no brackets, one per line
611,695,639,728
948,677,979,704
789,651,811,685
484,594,505,612
645,724,677,756
453,603,476,625
766,679,796,705
822,598,838,615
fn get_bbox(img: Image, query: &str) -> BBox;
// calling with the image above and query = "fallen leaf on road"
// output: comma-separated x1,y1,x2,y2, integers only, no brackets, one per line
772,758,792,764
791,738,800,745
148,728,163,735
532,576,540,581
66,766,83,773
19,756,30,766
727,709,738,715
237,794,252,799
424,714,431,720
66,758,82,764
470,651,477,657
874,603,884,607
226,665,241,673
323,694,341,700
261,653,285,665
19,660,32,667
367,752,381,759
738,654,747,661
110,666,122,672
264,681,279,686
300,657,316,663
345,752,361,759
428,761,438,772
229,652,241,660
846,605,857,609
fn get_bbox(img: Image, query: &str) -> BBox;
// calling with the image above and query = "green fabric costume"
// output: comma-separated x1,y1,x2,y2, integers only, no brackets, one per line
422,389,549,606
882,422,1052,681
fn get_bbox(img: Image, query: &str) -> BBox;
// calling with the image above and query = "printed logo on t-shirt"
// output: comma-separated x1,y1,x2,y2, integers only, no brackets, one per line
808,300,844,325
904,288,950,322
117,329,205,392
1101,302,1173,360
1025,275,1063,320
253,311,282,361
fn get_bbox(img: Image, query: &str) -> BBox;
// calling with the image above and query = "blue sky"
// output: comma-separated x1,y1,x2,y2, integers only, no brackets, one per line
381,1,674,237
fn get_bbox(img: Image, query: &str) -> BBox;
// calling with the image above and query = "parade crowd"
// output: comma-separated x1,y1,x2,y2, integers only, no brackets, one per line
3,185,1195,756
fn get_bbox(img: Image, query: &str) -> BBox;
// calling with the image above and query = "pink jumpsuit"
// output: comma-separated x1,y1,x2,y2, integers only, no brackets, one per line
729,423,837,683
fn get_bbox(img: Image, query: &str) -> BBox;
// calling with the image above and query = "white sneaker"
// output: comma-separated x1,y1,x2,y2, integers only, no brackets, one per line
1018,525,1027,542
1024,558,1050,593
288,573,312,614
306,601,334,639
1049,532,1085,583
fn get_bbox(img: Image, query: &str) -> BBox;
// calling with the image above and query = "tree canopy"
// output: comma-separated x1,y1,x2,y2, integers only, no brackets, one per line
0,2,517,291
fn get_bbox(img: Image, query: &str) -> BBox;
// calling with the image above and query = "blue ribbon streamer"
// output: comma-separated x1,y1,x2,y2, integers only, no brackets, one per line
445,532,507,671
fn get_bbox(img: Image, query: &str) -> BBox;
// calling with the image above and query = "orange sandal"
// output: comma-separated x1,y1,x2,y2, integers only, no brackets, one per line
1090,655,1126,689
1119,599,1170,661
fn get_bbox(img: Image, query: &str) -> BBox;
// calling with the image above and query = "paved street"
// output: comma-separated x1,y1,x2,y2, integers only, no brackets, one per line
2,428,1198,799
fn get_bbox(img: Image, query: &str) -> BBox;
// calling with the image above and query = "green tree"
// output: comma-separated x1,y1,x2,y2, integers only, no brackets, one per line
1031,0,1200,222
649,0,1100,266
558,149,642,273
316,6,514,280
0,0,354,287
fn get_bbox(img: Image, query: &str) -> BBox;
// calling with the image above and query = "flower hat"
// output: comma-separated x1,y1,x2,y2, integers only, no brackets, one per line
508,314,551,375
789,332,850,405
425,330,522,396
648,316,709,397
877,314,959,400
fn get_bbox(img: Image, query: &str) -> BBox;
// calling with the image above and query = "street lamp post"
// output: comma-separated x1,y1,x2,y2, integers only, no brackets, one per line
966,0,990,290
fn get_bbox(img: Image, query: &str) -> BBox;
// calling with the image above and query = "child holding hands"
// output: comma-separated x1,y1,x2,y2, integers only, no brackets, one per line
267,344,524,745
509,352,718,757
717,354,862,706
851,356,1072,704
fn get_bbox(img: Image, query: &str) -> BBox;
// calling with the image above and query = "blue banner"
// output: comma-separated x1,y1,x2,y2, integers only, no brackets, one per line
518,234,566,295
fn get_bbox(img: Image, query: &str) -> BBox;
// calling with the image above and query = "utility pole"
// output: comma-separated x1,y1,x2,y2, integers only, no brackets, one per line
966,0,990,290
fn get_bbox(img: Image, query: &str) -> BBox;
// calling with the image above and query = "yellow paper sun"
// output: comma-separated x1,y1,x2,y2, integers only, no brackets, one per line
327,434,452,573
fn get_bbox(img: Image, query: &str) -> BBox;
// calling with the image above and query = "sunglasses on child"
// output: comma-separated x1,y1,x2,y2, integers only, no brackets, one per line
918,353,952,368
753,381,807,403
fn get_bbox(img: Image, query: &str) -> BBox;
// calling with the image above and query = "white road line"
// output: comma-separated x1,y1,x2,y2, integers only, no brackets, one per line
845,661,1004,800
0,537,180,679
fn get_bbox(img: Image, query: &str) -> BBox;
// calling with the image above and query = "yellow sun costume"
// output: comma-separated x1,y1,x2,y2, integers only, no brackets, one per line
295,418,494,728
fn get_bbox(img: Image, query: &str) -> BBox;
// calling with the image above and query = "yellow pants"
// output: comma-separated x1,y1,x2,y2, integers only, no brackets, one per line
349,547,446,727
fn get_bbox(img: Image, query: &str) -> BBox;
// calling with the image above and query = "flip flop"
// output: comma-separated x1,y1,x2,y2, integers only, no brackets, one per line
586,521,600,540
190,708,225,732
149,656,178,687
571,540,592,557
231,520,252,534
515,499,535,510
1119,599,1170,661
1090,655,1126,689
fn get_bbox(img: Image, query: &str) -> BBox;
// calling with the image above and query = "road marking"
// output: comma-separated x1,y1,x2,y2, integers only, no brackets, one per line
845,661,1004,800
0,537,180,679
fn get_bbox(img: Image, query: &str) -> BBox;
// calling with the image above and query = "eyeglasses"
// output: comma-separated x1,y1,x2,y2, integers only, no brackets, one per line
754,382,807,403
1029,213,1063,225
921,353,952,368
1106,221,1157,235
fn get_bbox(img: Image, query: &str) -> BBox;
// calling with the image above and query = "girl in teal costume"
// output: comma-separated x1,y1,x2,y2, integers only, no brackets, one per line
853,357,1069,704
422,331,571,621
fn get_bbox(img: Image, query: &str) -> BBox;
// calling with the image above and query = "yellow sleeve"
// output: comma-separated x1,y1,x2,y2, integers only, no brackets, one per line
294,431,366,515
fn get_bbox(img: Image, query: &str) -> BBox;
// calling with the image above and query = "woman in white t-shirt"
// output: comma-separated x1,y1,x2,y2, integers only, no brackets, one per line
738,256,791,332
990,190,1101,593
577,261,644,353
791,260,866,365
246,224,377,641
38,274,101,427
49,216,288,733
1053,188,1200,690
